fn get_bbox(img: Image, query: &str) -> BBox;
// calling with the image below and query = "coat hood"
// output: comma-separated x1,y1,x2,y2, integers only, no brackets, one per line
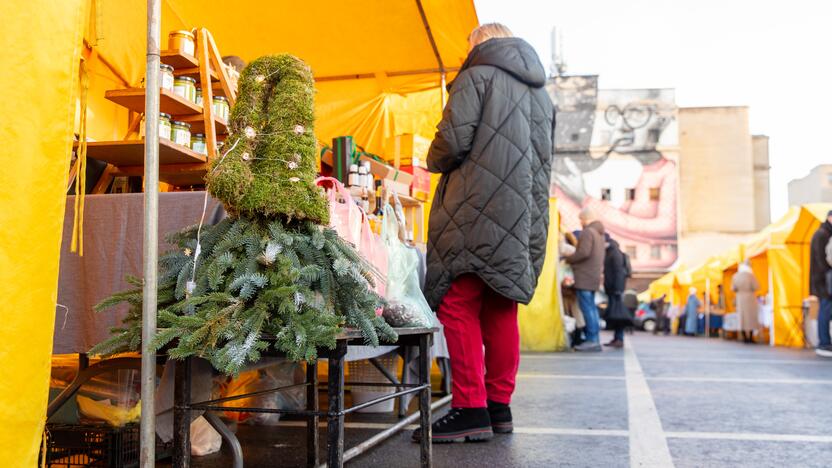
586,220,605,236
456,37,547,88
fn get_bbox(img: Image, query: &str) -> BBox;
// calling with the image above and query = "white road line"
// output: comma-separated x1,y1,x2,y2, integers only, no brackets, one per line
624,341,675,467
517,373,625,380
523,354,828,366
648,376,832,385
513,427,629,437
666,431,832,443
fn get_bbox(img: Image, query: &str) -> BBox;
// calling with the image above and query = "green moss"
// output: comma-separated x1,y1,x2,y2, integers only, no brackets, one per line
207,55,329,224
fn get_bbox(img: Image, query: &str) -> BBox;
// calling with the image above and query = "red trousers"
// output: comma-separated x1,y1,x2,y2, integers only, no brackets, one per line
438,274,519,408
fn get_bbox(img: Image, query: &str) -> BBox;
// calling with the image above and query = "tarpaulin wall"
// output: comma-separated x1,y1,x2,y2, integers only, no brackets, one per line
519,200,567,351
0,0,88,464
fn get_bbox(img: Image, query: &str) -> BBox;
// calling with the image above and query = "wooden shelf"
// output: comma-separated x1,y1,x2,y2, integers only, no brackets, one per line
77,139,207,167
396,194,422,207
160,50,199,70
117,163,209,187
180,114,228,135
106,88,201,116
173,66,219,82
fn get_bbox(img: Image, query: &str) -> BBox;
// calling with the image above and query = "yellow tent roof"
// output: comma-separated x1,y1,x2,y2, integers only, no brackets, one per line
743,206,801,259
85,0,479,152
786,204,832,244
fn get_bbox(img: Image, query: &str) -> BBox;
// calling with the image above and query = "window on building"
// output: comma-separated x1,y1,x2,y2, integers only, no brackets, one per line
651,245,662,260
625,245,637,258
625,188,636,201
649,187,661,201
601,188,612,201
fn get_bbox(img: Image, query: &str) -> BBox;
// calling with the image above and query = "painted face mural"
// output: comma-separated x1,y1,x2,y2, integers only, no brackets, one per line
548,76,679,270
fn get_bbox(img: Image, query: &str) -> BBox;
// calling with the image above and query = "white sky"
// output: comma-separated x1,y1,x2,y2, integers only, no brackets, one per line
474,0,831,219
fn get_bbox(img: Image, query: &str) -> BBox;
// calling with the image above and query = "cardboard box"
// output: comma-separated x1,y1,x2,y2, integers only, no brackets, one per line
401,164,430,201
321,149,413,186
385,134,430,168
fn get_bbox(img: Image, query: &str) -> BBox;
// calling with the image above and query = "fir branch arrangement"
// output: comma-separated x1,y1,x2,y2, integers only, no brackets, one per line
92,55,396,374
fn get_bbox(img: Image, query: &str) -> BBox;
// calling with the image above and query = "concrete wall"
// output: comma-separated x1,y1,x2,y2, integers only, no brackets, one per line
789,164,832,206
752,135,771,230
679,107,756,234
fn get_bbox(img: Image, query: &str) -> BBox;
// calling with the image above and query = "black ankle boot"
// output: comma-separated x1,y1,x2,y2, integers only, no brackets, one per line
487,400,513,433
411,407,493,443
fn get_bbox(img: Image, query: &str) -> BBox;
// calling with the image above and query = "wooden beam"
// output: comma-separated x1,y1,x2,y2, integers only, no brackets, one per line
197,29,219,161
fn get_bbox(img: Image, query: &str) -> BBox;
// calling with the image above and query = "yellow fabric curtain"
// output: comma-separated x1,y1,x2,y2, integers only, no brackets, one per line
518,199,567,351
0,0,88,465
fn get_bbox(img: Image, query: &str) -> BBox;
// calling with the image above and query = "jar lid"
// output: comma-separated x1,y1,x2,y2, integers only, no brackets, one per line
171,120,191,128
170,30,195,39
160,64,174,72
175,76,197,84
160,112,172,119
212,96,228,102
193,133,205,138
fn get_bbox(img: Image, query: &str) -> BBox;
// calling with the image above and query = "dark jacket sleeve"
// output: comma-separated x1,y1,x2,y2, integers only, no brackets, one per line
566,229,593,265
427,70,483,174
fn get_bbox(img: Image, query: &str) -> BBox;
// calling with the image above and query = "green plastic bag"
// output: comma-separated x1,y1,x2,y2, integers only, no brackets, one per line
380,203,437,328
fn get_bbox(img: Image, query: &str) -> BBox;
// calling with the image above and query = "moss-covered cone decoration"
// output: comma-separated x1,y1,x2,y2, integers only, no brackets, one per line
92,55,398,375
207,55,329,223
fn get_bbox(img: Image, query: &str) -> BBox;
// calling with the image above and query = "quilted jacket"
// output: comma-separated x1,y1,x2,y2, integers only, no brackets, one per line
424,37,555,309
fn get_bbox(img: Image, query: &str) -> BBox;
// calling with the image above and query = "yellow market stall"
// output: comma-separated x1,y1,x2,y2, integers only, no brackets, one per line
0,1,480,464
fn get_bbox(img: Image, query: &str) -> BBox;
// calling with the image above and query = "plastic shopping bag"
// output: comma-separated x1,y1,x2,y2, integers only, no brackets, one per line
380,203,437,328
359,210,388,299
190,416,222,456
315,176,362,247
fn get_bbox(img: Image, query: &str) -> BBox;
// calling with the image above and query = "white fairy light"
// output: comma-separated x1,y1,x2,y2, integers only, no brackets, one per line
242,152,251,161
287,161,298,170
255,74,265,83
289,177,300,183
293,125,305,135
244,126,256,139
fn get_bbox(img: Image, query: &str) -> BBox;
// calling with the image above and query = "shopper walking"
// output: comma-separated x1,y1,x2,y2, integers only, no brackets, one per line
603,237,631,348
810,211,832,357
732,262,760,343
684,287,701,336
565,208,606,352
418,23,554,443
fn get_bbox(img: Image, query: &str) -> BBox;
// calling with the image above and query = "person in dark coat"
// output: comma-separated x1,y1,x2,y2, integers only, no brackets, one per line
416,23,555,443
565,208,606,352
603,237,631,348
810,211,832,357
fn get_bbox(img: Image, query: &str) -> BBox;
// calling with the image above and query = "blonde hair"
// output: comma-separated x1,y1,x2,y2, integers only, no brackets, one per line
468,23,513,49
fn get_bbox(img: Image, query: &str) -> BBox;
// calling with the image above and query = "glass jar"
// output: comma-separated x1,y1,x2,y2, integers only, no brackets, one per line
171,120,192,147
212,96,230,121
159,64,174,92
173,76,197,103
190,133,207,155
195,87,203,107
159,113,172,140
168,30,196,56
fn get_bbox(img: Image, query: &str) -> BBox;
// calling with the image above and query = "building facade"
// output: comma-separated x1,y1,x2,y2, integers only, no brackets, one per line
789,165,832,206
549,77,770,286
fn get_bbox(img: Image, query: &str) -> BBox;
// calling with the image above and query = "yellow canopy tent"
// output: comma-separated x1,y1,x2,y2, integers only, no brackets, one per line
0,1,479,464
689,257,723,305
649,270,675,301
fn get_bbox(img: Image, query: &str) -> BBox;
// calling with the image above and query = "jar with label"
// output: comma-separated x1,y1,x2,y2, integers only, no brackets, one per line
195,87,203,107
173,76,197,103
159,64,174,92
212,96,230,121
168,30,196,56
171,120,191,147
190,133,207,155
141,113,172,140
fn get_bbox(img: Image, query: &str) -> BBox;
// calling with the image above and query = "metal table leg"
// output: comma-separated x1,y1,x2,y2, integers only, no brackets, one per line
173,357,192,468
204,412,243,468
307,361,319,467
419,334,432,468
326,340,347,467
398,346,411,418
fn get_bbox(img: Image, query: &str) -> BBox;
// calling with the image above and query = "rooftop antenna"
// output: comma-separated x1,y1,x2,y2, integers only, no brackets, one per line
551,27,567,76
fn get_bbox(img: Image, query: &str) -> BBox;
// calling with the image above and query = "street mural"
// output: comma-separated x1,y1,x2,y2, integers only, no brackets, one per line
548,76,679,270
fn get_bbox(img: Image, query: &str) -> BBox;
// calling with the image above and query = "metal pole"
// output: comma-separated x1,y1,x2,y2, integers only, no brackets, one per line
705,278,711,339
141,0,161,466
440,72,447,108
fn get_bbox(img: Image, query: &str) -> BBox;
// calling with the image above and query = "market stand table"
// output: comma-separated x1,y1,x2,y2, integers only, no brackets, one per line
172,327,438,468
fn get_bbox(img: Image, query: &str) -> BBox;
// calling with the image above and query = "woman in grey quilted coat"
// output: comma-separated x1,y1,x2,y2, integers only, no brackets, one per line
414,23,555,444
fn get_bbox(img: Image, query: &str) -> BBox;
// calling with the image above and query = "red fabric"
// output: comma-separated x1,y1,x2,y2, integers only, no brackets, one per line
438,274,519,408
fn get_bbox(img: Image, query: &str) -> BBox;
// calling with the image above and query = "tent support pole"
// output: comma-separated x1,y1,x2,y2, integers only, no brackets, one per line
141,0,161,466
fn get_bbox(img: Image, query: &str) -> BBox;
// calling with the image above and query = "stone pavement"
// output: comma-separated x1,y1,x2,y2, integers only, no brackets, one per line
182,331,832,467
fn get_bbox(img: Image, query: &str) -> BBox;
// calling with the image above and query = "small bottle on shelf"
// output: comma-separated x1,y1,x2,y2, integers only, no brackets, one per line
358,165,368,191
348,164,359,187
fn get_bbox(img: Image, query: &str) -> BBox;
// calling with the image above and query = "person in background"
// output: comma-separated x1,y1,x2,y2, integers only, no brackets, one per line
418,23,555,443
603,236,631,348
565,208,606,352
732,262,760,343
810,211,832,357
684,287,701,336
651,294,669,335
221,55,246,91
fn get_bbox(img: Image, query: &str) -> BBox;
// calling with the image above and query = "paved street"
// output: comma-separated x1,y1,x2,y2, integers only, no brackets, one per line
185,331,832,467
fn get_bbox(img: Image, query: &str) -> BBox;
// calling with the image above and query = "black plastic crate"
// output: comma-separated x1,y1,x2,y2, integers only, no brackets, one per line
43,423,170,468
